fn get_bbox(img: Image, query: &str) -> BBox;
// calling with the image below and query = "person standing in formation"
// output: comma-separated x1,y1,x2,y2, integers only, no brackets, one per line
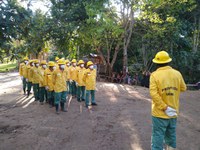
69,59,78,97
26,60,34,98
77,60,86,102
52,59,68,114
32,59,41,101
64,59,71,95
150,51,186,150
84,61,97,108
38,60,48,104
19,57,29,95
44,61,56,107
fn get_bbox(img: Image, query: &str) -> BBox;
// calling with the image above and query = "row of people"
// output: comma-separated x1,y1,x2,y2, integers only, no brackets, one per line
19,57,97,114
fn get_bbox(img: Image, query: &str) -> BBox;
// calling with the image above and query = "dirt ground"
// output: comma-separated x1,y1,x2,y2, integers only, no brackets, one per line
0,72,199,150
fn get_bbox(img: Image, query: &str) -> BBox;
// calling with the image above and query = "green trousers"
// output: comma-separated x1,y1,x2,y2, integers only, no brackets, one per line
151,116,177,150
27,82,32,96
85,90,95,106
54,91,67,105
39,87,47,102
77,86,85,101
71,81,77,96
66,81,71,95
33,83,40,101
22,78,27,93
47,91,54,106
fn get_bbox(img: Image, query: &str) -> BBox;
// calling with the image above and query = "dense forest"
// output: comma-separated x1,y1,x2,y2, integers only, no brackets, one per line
0,0,200,83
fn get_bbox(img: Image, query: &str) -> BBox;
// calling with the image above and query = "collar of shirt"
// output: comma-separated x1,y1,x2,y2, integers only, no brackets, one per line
156,66,172,71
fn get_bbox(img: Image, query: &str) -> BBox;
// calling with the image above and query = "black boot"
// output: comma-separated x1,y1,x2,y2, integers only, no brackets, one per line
55,104,59,114
61,102,67,112
23,89,26,95
27,90,30,98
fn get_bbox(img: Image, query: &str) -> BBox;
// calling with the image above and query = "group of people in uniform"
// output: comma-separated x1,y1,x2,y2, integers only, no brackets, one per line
19,56,97,114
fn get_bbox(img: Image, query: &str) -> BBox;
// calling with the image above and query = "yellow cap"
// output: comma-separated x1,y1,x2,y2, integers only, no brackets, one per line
23,57,29,61
40,60,47,65
57,59,65,65
78,60,84,65
55,56,59,61
34,59,39,64
153,51,172,64
65,59,70,63
87,61,93,67
29,60,34,63
48,61,55,67
71,59,77,63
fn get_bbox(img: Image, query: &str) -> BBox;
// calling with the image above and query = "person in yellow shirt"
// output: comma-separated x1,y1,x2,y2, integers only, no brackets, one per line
84,61,97,108
38,60,47,104
44,61,56,107
26,60,34,98
150,51,186,150
52,59,68,114
64,59,71,94
19,57,29,95
69,59,78,97
77,60,86,102
32,59,42,101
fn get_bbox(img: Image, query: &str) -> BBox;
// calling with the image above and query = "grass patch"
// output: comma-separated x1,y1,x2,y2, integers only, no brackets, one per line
0,61,18,73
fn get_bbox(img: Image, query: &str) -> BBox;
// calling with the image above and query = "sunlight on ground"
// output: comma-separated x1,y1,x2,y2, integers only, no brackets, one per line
121,119,143,150
97,83,151,103
22,97,35,108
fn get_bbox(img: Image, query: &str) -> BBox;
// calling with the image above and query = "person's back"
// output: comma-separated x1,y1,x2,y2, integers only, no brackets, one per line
150,66,186,118
149,51,186,150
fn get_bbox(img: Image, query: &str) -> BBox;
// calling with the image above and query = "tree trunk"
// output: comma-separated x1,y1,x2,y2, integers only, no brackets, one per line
142,37,147,68
122,4,134,71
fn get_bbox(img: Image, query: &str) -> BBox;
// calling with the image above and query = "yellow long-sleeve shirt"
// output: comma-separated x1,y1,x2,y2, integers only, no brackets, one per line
64,66,70,81
83,69,96,90
52,69,67,93
19,63,24,76
69,66,78,81
77,67,86,86
27,65,33,82
44,68,54,91
150,66,187,119
19,63,28,78
32,67,42,84
38,68,46,87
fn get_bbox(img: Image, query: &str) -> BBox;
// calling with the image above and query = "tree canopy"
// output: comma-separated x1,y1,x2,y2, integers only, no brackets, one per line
0,0,200,83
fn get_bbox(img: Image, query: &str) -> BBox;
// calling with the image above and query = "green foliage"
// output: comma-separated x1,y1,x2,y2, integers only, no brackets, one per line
0,0,200,82
0,61,17,72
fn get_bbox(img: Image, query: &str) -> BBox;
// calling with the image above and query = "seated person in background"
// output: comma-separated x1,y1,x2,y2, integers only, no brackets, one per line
111,72,118,83
120,71,127,83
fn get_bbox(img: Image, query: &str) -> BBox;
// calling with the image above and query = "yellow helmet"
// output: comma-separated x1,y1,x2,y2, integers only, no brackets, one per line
57,59,65,65
34,59,39,64
40,60,47,65
65,59,70,63
23,57,29,61
87,61,93,67
29,60,34,63
78,60,84,65
71,59,77,63
48,61,55,67
55,56,59,61
153,51,172,64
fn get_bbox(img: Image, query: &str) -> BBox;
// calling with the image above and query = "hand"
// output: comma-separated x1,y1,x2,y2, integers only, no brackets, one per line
26,79,28,82
69,79,73,83
165,106,177,117
45,86,49,90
